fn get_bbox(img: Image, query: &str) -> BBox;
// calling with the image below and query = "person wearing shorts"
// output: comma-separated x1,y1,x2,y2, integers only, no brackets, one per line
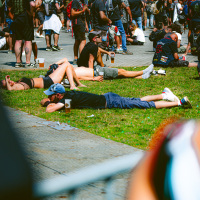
153,33,197,67
71,0,89,64
41,83,192,113
35,3,45,38
7,0,36,68
74,64,154,80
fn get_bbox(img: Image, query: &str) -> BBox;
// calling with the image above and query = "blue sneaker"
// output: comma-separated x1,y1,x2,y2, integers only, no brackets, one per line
181,96,192,108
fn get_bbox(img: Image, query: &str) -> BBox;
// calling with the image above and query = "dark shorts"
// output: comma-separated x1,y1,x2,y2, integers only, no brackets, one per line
43,76,54,89
169,60,189,67
104,92,156,109
36,11,45,24
94,65,118,79
19,77,34,89
189,20,200,31
155,14,168,27
12,12,34,41
73,24,86,40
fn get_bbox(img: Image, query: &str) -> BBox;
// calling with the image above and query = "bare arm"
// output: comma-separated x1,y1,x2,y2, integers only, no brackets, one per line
184,42,191,56
71,5,88,17
46,103,64,113
177,39,181,48
174,52,179,60
88,54,95,69
99,11,112,24
98,47,115,57
125,6,132,22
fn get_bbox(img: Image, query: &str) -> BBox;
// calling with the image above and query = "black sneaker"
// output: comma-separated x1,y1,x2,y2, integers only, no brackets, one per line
181,96,192,108
52,45,61,51
73,59,78,65
46,46,52,51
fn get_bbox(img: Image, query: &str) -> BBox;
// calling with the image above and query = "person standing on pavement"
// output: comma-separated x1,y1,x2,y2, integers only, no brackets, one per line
121,0,132,33
91,0,112,49
128,0,143,30
41,0,62,51
106,0,133,55
7,0,36,68
71,0,89,65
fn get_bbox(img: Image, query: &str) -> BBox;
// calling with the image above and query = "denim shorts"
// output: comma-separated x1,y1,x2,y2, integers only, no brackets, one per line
104,92,156,109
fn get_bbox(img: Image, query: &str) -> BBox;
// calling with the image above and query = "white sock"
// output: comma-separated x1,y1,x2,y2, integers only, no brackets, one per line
162,93,167,100
178,100,181,106
142,72,151,79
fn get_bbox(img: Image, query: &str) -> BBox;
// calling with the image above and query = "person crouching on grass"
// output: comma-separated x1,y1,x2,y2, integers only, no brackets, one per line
41,83,192,113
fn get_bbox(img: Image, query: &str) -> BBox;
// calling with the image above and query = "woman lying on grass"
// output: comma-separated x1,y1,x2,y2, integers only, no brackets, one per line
0,58,86,91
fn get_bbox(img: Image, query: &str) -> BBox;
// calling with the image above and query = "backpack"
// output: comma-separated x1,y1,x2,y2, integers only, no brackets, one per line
106,0,118,18
66,0,73,19
191,33,200,54
43,0,55,16
151,1,159,15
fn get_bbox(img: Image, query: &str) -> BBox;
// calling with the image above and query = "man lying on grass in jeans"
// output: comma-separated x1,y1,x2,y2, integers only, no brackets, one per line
41,83,192,113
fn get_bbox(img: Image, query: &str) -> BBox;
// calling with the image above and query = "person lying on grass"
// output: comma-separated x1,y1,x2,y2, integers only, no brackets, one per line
0,58,86,91
42,58,154,81
75,64,154,81
41,83,192,113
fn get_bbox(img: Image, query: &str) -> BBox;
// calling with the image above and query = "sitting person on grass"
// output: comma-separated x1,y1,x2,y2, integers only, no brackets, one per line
77,31,115,68
152,33,198,68
0,58,86,91
41,83,192,113
74,64,154,81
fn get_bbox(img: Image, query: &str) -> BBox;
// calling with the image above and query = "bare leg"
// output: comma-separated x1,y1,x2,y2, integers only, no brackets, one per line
74,39,80,60
15,40,23,63
116,36,120,49
49,61,85,90
45,34,51,47
8,34,13,51
118,69,143,78
32,42,37,61
188,63,198,67
154,101,179,109
79,39,86,55
140,94,163,102
24,41,32,64
54,33,59,46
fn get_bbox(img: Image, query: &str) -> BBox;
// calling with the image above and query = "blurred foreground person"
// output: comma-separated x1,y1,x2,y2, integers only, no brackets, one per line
127,119,200,200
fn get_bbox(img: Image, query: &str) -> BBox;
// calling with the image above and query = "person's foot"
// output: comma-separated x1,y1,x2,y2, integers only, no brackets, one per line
143,64,154,74
162,88,180,102
52,45,62,51
15,62,23,68
35,32,41,38
122,50,133,55
180,96,192,108
46,46,52,51
77,83,87,87
39,34,45,38
73,59,78,65
24,63,35,68
7,50,13,54
116,48,123,54
70,86,79,90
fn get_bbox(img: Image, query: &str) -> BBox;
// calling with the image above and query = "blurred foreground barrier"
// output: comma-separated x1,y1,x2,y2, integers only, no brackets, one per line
33,152,144,200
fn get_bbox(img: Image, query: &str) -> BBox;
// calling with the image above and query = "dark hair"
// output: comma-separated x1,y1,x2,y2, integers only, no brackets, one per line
88,33,96,42
156,22,163,30
45,64,59,77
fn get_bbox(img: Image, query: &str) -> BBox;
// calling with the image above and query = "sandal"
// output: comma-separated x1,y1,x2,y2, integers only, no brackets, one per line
15,62,23,68
25,63,35,68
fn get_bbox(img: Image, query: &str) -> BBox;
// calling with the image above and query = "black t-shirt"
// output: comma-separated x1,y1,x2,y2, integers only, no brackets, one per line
128,0,143,18
91,0,108,31
77,42,98,67
107,0,122,21
59,91,106,109
71,0,86,26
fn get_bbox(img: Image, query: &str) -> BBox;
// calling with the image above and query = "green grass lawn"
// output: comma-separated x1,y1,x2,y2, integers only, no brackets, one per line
1,66,200,150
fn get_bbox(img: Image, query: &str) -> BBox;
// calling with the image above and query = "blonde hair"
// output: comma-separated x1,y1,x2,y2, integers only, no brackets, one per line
129,23,137,31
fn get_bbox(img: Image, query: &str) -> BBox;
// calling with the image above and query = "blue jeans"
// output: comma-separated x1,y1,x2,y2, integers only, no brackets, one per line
147,14,154,28
104,92,156,109
132,17,142,30
114,19,127,52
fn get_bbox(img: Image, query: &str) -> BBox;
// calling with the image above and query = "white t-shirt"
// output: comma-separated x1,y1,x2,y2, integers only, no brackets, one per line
173,3,182,22
133,28,145,43
173,31,182,40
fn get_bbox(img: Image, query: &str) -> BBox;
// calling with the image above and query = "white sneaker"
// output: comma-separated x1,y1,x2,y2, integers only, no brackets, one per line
39,34,45,38
116,48,123,54
162,88,180,102
35,32,40,38
158,69,166,75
